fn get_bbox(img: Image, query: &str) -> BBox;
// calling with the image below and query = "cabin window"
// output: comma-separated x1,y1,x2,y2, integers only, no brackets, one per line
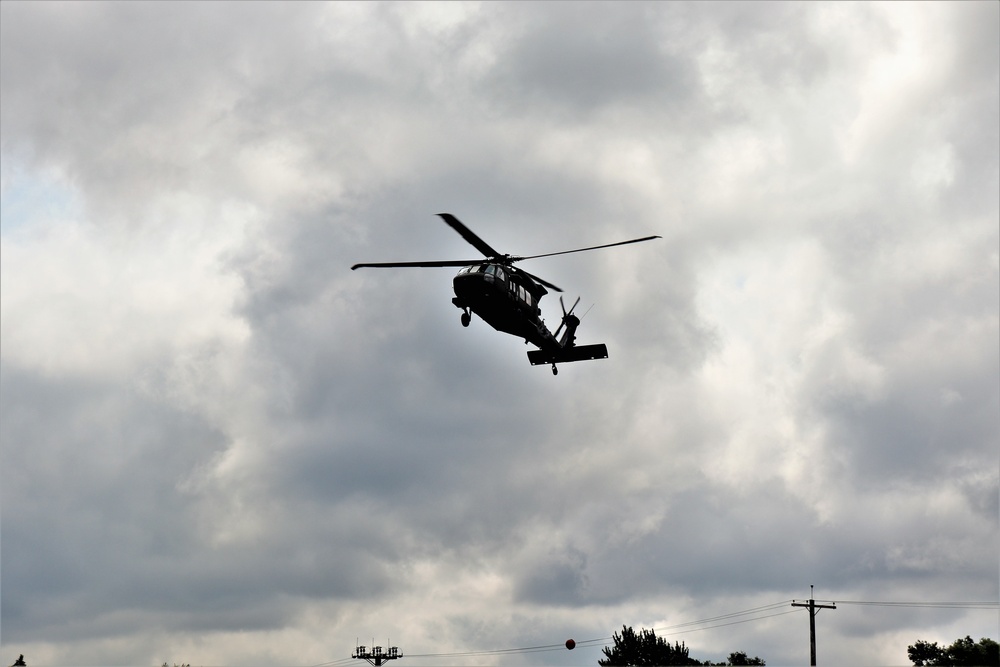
496,267,506,281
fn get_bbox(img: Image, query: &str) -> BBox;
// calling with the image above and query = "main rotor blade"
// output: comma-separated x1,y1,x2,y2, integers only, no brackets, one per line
515,235,661,262
519,267,563,293
438,213,503,259
351,259,482,270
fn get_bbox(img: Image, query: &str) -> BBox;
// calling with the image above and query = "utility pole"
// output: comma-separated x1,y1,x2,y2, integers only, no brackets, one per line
353,645,402,667
791,585,836,666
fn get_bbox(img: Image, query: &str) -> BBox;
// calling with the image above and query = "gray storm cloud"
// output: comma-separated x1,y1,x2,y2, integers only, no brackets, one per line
2,2,997,665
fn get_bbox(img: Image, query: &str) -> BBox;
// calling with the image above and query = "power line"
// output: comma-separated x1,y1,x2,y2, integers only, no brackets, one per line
404,600,799,661
650,600,796,633
658,608,804,637
833,600,999,609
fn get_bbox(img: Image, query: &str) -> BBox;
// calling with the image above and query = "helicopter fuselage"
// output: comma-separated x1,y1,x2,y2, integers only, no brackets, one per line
451,263,561,350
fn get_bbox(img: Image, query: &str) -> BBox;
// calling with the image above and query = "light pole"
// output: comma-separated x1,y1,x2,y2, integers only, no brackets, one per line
353,645,402,667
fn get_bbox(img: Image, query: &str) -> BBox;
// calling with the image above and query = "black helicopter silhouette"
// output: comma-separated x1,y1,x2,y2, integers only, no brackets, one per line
352,214,659,374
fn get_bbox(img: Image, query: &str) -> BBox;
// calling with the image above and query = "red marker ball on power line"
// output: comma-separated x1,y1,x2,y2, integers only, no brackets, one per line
565,639,576,650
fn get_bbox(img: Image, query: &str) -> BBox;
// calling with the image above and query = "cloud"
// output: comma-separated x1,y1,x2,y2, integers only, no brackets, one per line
2,2,997,665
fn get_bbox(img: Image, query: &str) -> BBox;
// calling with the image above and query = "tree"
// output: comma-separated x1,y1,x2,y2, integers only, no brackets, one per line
724,651,766,666
699,651,767,666
599,626,700,666
909,640,944,666
908,636,999,666
599,626,765,666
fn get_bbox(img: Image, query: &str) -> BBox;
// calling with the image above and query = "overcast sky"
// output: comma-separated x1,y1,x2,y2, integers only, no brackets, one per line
1,2,997,665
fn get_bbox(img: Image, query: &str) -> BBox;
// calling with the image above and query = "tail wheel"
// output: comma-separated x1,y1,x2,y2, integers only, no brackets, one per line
461,311,471,327
551,364,559,375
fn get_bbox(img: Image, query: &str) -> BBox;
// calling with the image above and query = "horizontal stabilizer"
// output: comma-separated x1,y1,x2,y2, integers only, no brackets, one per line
527,343,609,366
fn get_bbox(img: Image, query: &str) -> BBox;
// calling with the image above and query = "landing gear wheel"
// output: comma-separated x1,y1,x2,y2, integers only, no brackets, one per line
551,364,559,376
461,311,471,327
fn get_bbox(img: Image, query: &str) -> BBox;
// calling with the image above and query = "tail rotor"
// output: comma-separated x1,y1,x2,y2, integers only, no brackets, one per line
554,296,582,347
528,295,608,371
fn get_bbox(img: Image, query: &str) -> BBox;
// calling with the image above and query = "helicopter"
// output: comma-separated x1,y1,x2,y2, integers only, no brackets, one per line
351,213,660,374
